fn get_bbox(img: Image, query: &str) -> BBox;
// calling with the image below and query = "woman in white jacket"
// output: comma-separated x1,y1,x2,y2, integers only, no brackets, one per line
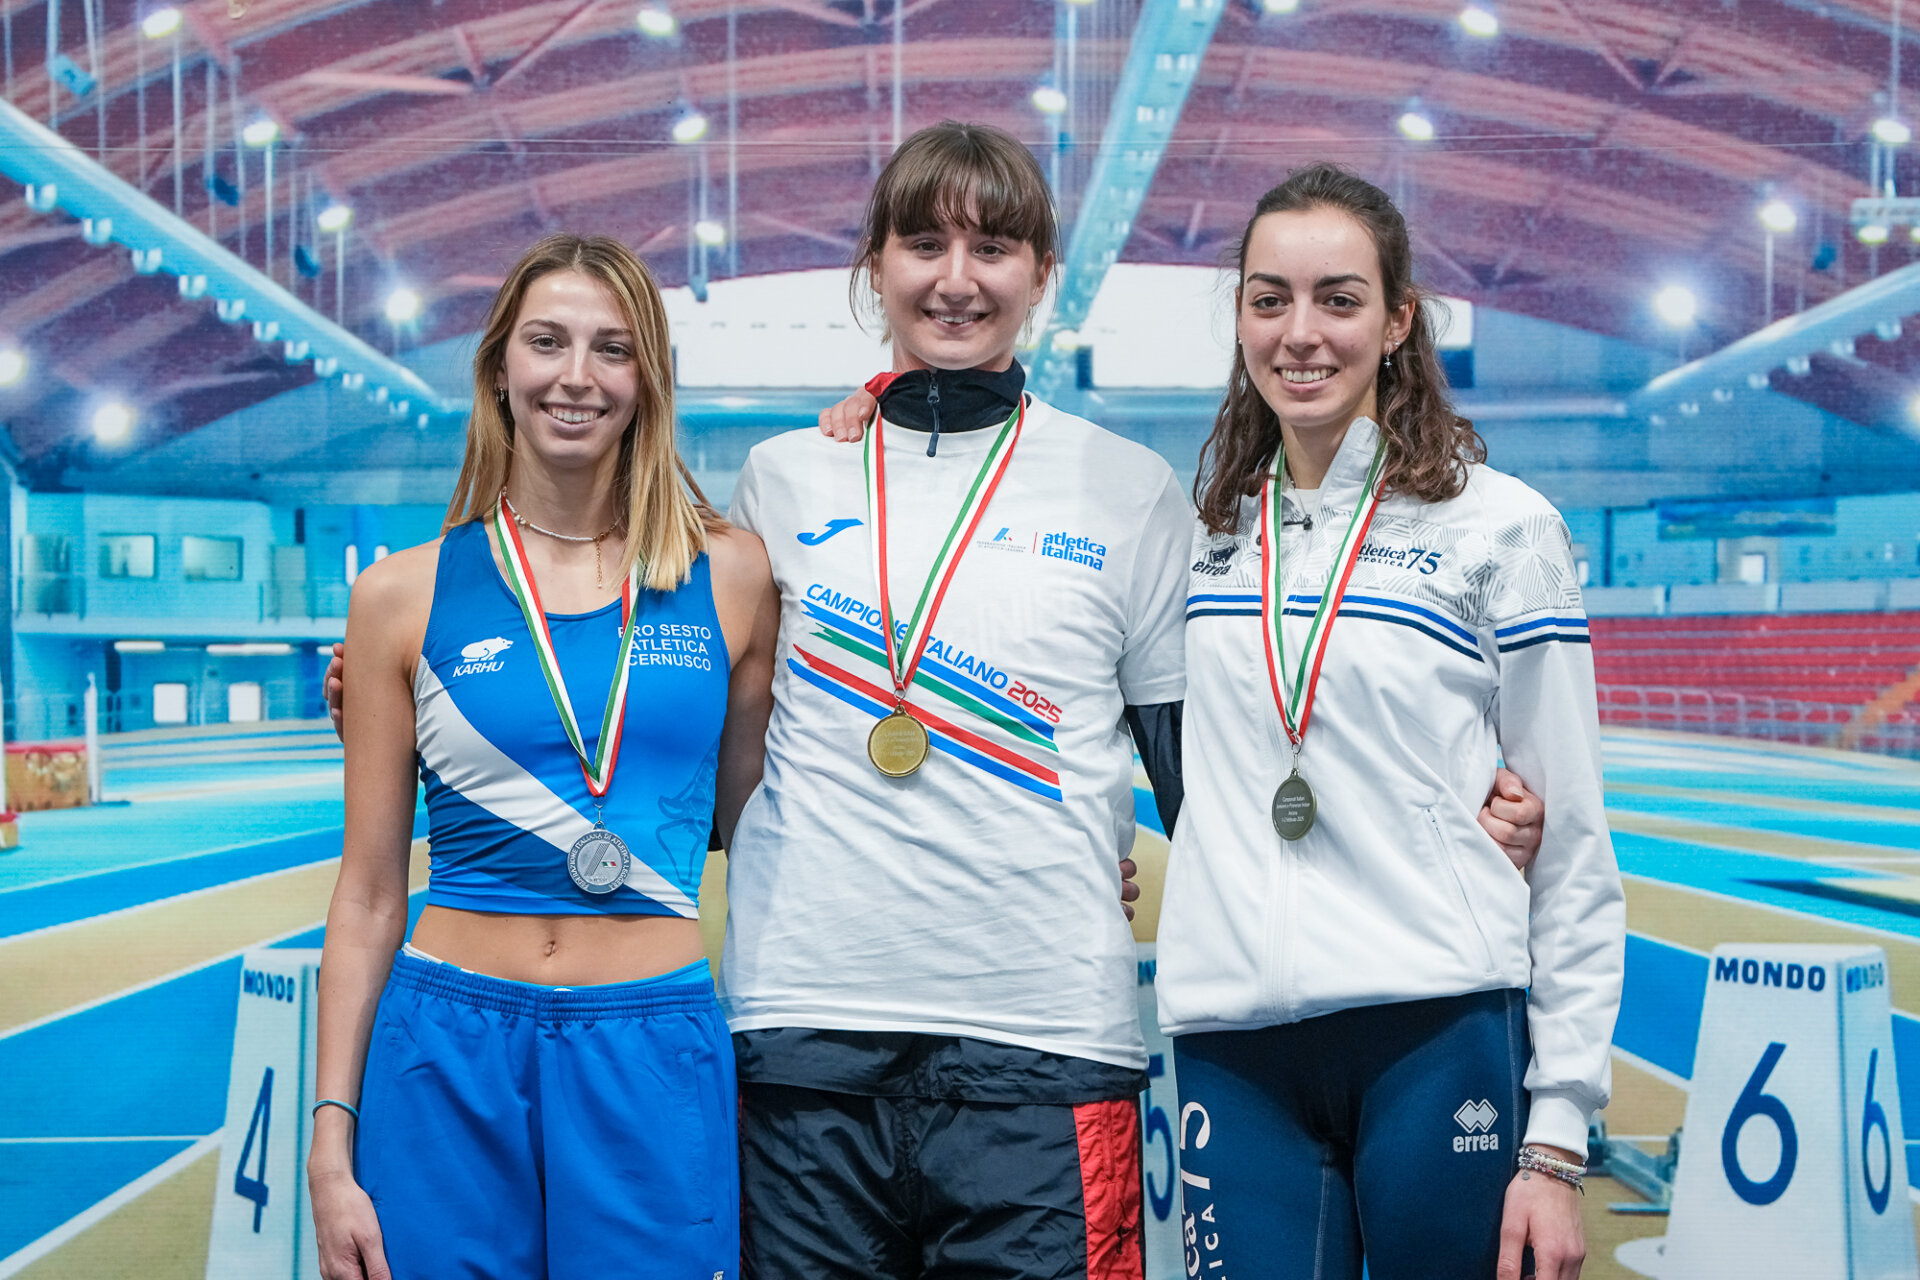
1154,163,1624,1280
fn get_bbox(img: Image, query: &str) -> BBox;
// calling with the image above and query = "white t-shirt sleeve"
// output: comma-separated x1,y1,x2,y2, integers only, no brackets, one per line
1117,469,1190,706
728,448,763,534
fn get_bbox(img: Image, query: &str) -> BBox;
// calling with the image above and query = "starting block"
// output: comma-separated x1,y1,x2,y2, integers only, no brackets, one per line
205,949,323,1280
1658,943,1916,1280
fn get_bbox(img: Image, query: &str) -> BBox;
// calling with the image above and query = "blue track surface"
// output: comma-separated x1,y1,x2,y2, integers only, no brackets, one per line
0,813,427,941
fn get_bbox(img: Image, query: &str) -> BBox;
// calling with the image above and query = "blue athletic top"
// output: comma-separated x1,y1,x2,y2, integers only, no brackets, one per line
414,519,728,917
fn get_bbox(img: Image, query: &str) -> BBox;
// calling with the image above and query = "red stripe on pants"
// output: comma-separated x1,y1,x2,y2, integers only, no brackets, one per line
1073,1098,1144,1280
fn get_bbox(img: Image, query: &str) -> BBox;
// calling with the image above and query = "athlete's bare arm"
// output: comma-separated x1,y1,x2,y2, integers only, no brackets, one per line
310,539,438,1280
709,525,779,847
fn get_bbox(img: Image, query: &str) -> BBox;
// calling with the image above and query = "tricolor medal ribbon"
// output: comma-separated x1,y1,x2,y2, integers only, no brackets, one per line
861,395,1025,776
489,497,644,891
1259,444,1387,839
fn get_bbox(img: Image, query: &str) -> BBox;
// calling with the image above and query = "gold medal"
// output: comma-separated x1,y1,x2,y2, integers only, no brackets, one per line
862,397,1025,779
867,706,930,777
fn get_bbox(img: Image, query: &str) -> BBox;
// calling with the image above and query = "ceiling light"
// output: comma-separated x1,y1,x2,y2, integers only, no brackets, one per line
1261,0,1299,11
317,203,353,233
113,640,166,653
1031,84,1068,115
1458,5,1498,37
241,117,279,148
1757,199,1797,234
92,400,134,444
140,6,181,38
635,5,677,37
694,219,727,247
1858,222,1891,244
384,287,422,323
207,642,295,656
0,349,23,386
671,107,709,144
1396,110,1435,142
1873,117,1912,146
1652,284,1697,327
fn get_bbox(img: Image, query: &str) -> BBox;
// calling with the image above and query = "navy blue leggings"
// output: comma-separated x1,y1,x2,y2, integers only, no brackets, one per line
1171,990,1530,1280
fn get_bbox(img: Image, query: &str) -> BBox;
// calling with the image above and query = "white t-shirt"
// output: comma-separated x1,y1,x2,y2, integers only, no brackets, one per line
724,396,1190,1068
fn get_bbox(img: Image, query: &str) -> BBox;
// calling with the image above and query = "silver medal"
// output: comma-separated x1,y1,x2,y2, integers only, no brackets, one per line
568,825,631,894
1271,769,1316,840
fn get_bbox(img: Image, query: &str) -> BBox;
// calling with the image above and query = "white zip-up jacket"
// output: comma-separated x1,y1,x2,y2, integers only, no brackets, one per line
1156,417,1624,1156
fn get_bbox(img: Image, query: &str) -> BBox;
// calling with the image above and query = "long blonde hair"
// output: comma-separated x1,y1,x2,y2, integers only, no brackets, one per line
445,233,722,590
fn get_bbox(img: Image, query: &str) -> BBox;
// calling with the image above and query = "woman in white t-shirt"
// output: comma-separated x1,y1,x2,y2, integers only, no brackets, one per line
811,145,1557,1280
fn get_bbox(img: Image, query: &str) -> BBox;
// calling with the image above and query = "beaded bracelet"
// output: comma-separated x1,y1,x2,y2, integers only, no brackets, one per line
1517,1145,1584,1193
312,1098,360,1123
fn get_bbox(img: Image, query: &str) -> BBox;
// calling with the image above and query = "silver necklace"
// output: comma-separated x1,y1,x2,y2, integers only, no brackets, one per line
499,491,618,544
499,491,625,588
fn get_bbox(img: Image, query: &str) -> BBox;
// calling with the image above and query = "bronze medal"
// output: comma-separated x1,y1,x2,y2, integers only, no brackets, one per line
867,706,930,777
1270,769,1316,840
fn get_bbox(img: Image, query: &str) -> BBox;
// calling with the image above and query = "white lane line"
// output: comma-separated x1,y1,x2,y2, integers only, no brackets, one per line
0,912,327,1043
0,1132,219,1279
0,856,340,946
0,1135,207,1143
0,824,343,898
0,881,426,1043
1610,1043,1690,1093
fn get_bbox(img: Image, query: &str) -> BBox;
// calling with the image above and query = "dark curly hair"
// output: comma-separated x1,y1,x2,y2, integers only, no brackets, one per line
1194,163,1485,534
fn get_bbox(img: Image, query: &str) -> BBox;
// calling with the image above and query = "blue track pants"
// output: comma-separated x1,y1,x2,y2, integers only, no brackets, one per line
356,951,738,1280
1171,989,1530,1280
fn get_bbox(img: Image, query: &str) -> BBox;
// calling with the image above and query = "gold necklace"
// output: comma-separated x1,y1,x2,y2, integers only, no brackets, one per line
500,491,624,589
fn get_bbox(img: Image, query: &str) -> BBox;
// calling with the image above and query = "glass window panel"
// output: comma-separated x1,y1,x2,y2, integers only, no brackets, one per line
99,534,156,579
182,535,243,581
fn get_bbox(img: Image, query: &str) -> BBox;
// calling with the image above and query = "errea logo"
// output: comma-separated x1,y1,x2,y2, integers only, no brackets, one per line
1453,1099,1500,1152
454,636,512,677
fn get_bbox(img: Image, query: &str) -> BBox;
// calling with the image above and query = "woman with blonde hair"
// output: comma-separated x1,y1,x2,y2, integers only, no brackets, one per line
307,232,777,1280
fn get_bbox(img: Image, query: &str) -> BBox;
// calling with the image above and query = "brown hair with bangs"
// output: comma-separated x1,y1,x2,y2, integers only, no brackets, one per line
850,120,1059,329
444,233,724,591
1194,163,1486,535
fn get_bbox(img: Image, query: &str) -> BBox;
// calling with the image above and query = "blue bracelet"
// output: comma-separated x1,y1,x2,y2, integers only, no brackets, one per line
312,1098,360,1122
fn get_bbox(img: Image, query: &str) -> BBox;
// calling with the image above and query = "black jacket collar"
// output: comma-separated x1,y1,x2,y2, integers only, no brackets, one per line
876,363,1026,456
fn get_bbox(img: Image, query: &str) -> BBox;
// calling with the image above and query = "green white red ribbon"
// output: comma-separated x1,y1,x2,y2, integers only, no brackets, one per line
489,495,641,797
1260,444,1386,747
863,396,1024,705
